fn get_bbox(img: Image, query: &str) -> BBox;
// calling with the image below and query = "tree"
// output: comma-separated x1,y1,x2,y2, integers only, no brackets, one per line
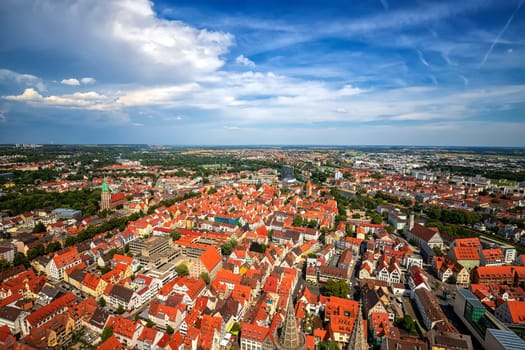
200,272,210,285
318,340,340,350
170,229,181,241
398,315,417,336
433,246,442,256
371,213,383,224
446,275,457,285
99,297,106,307
221,242,233,256
249,241,267,254
166,325,174,335
13,253,29,268
116,305,125,314
322,279,350,298
65,235,77,247
100,327,113,343
230,322,241,335
27,244,44,260
0,259,10,272
45,241,62,254
292,216,303,227
175,263,189,277
32,222,46,233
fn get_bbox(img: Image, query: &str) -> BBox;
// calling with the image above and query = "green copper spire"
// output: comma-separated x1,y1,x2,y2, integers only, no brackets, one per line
101,176,110,192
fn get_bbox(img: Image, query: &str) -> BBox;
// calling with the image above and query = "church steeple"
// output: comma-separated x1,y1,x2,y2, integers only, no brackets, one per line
348,301,368,350
101,176,110,192
100,176,111,211
275,293,306,350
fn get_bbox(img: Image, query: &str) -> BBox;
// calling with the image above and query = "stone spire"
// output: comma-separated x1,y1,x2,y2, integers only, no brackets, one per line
348,301,368,350
275,293,305,350
100,176,111,211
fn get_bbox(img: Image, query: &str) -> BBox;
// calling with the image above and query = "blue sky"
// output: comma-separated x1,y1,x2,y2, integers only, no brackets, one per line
0,0,524,146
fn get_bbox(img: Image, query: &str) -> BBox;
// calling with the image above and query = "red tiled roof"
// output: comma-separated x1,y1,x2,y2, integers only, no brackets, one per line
25,292,76,326
453,246,480,261
105,315,137,340
96,335,122,350
506,301,525,324
241,323,270,343
200,247,222,272
53,247,80,269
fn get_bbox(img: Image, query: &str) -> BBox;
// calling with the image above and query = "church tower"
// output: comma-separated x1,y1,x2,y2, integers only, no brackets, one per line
100,176,111,211
275,294,306,350
305,180,313,197
347,301,368,350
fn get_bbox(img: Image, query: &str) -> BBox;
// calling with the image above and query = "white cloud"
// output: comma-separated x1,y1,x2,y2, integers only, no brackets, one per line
0,68,46,91
338,84,364,96
117,83,199,106
61,78,80,86
417,50,430,67
235,55,256,67
1,0,234,83
81,77,96,84
4,88,114,110
0,111,6,123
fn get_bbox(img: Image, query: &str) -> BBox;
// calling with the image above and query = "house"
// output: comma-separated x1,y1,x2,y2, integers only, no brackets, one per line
448,246,480,271
136,327,168,350
148,302,186,331
0,306,25,335
0,325,16,350
406,223,444,250
106,285,140,312
470,266,525,286
480,248,505,266
240,323,273,350
105,315,143,348
97,335,123,350
82,273,108,299
413,288,447,330
22,292,77,335
19,313,76,349
45,247,82,281
494,300,525,325
407,266,431,298
433,256,470,287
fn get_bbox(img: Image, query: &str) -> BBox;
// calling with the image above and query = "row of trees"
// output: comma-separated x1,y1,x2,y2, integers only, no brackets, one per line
424,206,481,225
0,188,102,216
426,163,525,182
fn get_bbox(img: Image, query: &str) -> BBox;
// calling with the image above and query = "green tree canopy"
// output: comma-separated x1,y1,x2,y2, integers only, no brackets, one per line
200,272,210,285
221,242,233,256
176,263,189,277
322,279,350,298
32,222,46,233
100,327,113,343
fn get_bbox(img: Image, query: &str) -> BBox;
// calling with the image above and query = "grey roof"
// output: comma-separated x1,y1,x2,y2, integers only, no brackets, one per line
486,328,525,350
89,307,111,329
109,284,134,302
457,288,484,308
0,306,22,322
40,284,60,299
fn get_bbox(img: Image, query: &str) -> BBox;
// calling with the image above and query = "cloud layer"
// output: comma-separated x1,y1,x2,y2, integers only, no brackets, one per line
0,0,524,145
